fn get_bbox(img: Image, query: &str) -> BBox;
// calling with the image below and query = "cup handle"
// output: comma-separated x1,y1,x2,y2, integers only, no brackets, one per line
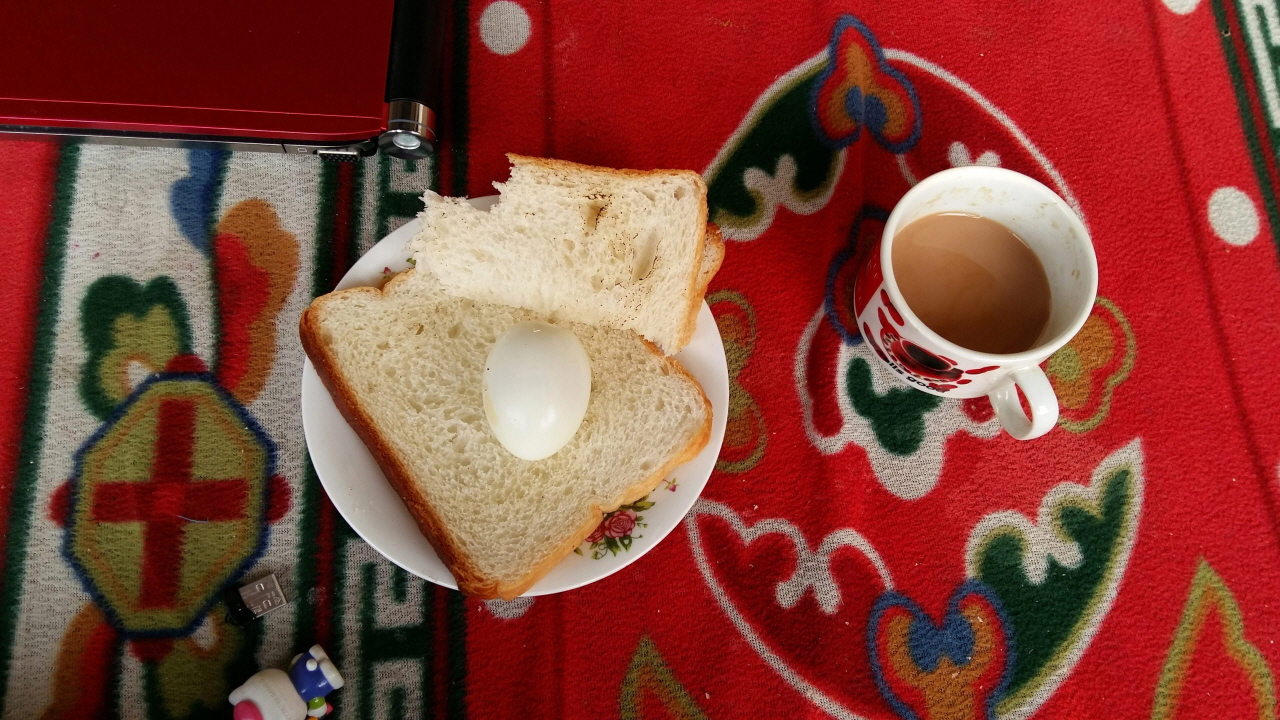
987,365,1059,440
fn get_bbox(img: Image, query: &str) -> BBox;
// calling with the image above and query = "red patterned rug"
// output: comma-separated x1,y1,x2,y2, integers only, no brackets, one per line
1,2,1278,718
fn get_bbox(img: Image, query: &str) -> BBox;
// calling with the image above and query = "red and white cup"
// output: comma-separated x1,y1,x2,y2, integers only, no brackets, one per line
853,166,1098,440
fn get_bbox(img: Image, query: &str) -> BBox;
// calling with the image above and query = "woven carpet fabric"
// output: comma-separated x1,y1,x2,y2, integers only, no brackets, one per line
2,1,1280,718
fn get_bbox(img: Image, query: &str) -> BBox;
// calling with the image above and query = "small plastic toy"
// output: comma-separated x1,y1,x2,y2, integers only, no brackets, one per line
229,645,344,720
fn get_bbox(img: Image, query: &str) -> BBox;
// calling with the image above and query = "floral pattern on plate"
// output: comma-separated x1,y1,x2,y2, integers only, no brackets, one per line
577,496,656,559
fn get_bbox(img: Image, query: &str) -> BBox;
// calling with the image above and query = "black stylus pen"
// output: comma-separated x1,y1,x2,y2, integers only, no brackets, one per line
380,0,445,159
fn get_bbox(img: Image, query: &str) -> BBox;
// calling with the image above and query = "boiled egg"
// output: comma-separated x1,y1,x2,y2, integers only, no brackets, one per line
483,321,592,461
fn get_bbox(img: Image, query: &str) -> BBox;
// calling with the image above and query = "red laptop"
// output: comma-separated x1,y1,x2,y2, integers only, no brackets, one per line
0,0,441,160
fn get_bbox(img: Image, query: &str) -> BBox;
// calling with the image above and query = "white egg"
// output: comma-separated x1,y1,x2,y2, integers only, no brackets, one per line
483,321,592,461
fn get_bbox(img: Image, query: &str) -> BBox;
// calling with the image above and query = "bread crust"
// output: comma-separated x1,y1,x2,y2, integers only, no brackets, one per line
300,271,713,600
688,224,725,346
508,153,705,185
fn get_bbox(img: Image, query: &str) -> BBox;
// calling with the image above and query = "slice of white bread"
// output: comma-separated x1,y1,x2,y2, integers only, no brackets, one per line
300,270,712,599
411,154,724,355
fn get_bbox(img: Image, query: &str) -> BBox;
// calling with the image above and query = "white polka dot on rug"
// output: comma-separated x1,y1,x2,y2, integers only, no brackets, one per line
1208,186,1260,246
1162,0,1201,14
479,1,531,56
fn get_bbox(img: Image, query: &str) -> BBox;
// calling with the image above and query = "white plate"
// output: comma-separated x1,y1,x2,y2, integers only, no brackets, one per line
300,197,728,597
